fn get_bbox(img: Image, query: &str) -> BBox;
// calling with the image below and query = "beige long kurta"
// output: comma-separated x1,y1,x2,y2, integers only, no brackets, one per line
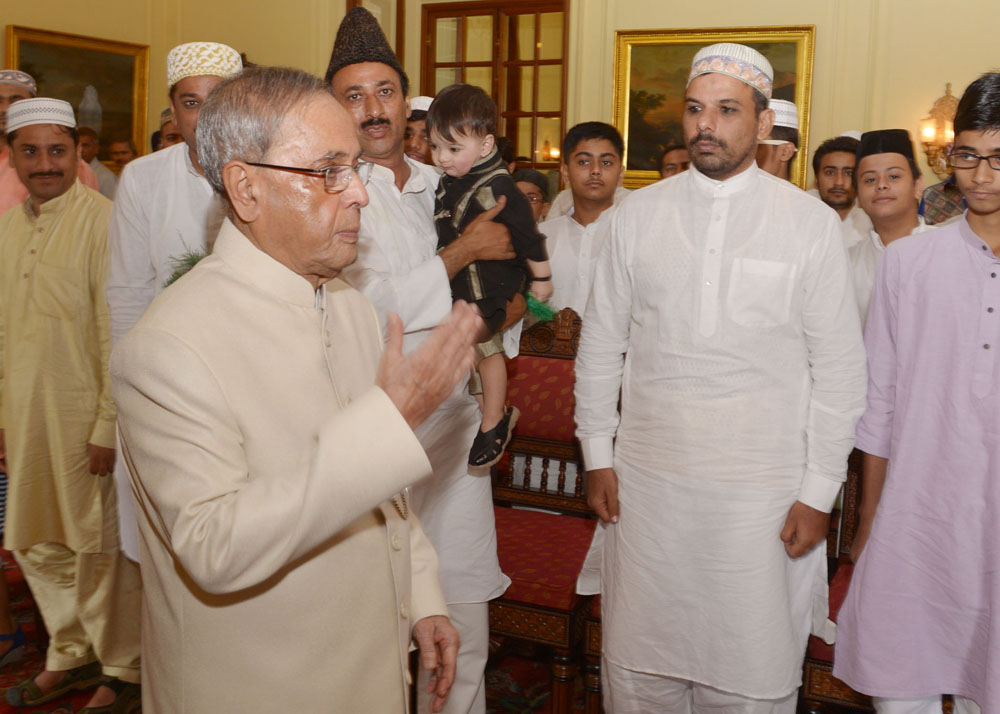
111,219,448,713
0,181,115,553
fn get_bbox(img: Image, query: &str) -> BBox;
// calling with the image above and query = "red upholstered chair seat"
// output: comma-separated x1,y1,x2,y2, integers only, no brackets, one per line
494,505,596,611
506,355,576,442
807,562,855,661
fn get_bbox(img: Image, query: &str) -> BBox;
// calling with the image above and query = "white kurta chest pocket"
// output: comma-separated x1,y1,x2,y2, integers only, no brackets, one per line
726,258,795,328
31,263,82,320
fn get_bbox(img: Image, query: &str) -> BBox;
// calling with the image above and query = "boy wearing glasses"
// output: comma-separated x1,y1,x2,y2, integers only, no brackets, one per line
426,83,552,471
833,73,1000,714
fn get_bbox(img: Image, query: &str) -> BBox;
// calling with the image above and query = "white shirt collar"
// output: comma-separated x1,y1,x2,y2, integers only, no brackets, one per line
369,154,437,197
868,215,927,252
688,161,759,196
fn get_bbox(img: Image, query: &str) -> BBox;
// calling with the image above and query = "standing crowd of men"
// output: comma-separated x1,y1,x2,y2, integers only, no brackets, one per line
0,9,996,714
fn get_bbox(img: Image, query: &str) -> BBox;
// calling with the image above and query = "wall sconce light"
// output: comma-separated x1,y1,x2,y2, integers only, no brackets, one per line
919,83,959,181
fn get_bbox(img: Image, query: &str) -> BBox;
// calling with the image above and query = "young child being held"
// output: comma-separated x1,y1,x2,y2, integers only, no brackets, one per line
426,83,552,472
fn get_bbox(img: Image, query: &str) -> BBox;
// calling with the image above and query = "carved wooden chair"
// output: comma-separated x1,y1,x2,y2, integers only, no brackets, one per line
581,594,602,714
491,308,597,714
801,449,873,712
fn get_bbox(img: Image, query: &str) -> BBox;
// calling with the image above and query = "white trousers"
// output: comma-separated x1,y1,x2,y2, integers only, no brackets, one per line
874,696,981,714
603,661,798,714
416,601,488,714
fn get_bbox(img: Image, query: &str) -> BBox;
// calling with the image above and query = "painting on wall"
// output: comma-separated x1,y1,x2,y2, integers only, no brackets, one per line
5,26,148,162
613,26,815,188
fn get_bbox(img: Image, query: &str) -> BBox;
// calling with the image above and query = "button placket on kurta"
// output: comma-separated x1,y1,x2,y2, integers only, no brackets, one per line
973,243,1000,397
698,182,731,338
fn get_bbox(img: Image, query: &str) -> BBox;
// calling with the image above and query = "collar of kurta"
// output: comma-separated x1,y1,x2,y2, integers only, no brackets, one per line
868,215,928,252
23,176,84,220
181,142,205,180
369,154,435,197
212,218,336,307
959,214,1000,262
687,160,758,197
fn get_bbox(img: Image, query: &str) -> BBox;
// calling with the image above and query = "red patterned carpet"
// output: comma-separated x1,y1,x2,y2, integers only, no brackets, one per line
0,551,93,714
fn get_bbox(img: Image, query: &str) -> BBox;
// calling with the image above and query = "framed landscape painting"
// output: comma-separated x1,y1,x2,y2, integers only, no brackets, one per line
613,26,815,188
5,26,148,162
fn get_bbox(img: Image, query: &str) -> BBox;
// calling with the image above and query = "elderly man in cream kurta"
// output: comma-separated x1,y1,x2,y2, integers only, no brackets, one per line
576,44,867,713
111,67,481,713
0,99,140,712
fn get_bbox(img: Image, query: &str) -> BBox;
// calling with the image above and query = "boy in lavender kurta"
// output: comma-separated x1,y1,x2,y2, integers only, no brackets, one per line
834,73,1000,714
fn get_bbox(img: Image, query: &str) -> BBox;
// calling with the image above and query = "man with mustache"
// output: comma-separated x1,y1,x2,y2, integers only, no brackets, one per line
0,69,99,218
327,9,513,714
810,134,872,249
0,98,141,712
848,130,933,323
576,43,866,712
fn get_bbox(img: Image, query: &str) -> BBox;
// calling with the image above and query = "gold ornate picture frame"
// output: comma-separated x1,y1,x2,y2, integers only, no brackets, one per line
5,26,149,160
613,25,815,188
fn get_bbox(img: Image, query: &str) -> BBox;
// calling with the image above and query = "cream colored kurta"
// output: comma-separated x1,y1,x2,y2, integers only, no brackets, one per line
0,181,115,552
576,165,867,698
111,220,449,713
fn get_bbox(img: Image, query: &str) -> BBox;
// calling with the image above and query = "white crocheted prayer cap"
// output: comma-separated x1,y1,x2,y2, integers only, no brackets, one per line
409,96,433,113
769,99,799,130
166,42,242,88
688,42,774,99
6,97,75,134
0,69,37,96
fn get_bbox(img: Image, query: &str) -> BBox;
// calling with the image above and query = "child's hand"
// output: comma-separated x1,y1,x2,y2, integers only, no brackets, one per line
530,279,553,302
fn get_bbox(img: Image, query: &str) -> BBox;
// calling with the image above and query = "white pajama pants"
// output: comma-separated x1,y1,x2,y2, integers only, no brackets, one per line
603,661,798,714
874,695,981,714
416,601,488,714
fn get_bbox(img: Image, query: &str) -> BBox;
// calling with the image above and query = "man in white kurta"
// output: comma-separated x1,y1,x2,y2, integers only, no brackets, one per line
106,42,241,561
327,10,511,714
808,134,872,250
0,98,140,712
575,44,867,712
848,130,933,324
112,66,477,714
543,121,624,316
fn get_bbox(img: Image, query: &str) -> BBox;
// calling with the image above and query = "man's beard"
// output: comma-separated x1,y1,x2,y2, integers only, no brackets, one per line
687,132,754,180
821,191,853,211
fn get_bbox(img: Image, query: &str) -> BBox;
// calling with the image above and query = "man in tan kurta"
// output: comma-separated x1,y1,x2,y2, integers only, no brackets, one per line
0,98,141,711
111,66,481,713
